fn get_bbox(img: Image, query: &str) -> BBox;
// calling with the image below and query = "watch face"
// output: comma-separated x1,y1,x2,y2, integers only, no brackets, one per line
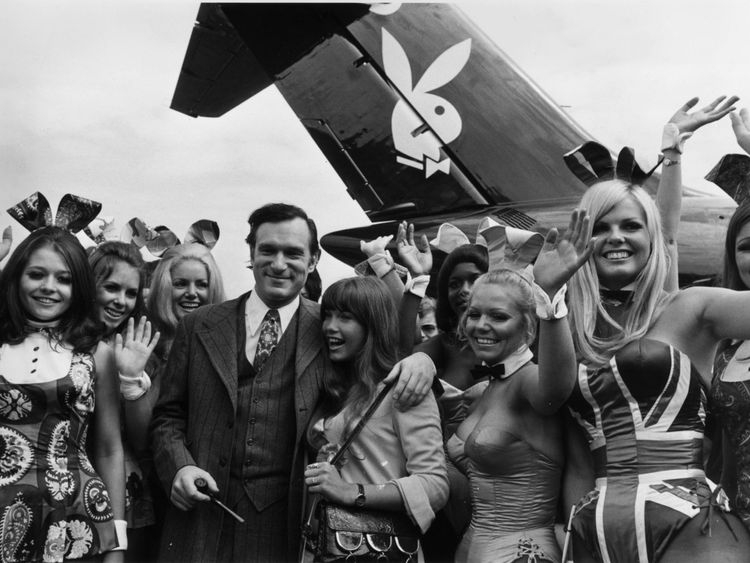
354,497,365,508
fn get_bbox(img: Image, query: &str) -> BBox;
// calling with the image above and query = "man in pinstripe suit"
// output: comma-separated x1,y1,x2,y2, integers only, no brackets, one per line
152,203,436,561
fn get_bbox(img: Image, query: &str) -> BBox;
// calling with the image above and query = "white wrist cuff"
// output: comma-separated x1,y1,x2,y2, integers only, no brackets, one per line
112,519,128,551
533,283,568,320
367,252,395,278
404,274,430,298
661,122,693,154
119,371,151,401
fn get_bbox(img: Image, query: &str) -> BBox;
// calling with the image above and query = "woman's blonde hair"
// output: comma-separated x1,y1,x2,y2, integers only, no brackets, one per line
569,180,673,366
147,243,226,342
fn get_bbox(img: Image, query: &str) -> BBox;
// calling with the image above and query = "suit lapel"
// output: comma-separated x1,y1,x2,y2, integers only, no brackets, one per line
294,299,325,435
196,296,243,412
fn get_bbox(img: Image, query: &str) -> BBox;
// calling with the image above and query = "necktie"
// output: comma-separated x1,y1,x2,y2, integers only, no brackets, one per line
254,309,280,372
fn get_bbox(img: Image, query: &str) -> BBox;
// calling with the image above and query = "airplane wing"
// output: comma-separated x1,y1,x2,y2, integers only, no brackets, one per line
171,3,664,224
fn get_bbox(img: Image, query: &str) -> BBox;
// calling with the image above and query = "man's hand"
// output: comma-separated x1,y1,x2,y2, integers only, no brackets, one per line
170,465,217,511
384,352,436,410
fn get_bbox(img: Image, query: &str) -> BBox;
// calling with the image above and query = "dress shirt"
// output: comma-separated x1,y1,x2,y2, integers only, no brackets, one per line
244,291,300,363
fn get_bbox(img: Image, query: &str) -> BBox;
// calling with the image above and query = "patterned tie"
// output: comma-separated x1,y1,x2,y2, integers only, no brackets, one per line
254,309,280,372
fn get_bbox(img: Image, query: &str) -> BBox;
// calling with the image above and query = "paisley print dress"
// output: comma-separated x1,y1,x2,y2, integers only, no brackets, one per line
0,345,117,561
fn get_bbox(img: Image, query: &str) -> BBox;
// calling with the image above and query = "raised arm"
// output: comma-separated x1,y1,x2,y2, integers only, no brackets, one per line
659,95,738,290
396,221,433,356
0,226,12,263
523,210,600,415
730,107,750,155
359,234,405,303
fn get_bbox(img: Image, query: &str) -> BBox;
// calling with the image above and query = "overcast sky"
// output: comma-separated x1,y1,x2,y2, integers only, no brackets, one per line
2,1,748,297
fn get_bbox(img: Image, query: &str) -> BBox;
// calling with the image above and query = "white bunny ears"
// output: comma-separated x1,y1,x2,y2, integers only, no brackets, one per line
430,217,544,271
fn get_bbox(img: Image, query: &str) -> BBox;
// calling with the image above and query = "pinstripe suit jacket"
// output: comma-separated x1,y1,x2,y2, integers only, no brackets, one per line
151,293,327,561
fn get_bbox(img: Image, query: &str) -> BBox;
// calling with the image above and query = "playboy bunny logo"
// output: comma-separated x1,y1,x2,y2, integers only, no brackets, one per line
382,28,471,178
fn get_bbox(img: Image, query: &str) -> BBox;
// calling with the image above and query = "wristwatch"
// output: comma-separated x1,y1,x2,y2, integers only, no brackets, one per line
354,483,366,508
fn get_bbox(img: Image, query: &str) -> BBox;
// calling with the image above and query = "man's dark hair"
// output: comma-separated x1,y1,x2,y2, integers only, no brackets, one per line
246,203,320,258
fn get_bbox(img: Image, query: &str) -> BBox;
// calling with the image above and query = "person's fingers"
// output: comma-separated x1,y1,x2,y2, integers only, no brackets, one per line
148,331,161,352
701,95,725,112
678,96,699,112
114,332,123,353
541,228,558,251
741,108,750,128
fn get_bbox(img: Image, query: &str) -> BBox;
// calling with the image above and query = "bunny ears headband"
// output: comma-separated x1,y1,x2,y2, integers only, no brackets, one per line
7,192,219,259
704,153,750,206
7,192,102,234
564,141,660,187
431,217,544,271
119,218,220,260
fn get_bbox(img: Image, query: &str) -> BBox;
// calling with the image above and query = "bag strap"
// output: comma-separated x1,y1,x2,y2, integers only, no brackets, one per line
299,379,396,562
329,380,395,466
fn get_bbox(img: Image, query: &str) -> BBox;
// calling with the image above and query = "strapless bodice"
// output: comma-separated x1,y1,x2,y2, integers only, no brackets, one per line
447,431,561,533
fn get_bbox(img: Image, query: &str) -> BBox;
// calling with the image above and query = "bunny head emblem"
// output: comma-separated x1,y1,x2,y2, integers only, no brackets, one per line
382,28,471,178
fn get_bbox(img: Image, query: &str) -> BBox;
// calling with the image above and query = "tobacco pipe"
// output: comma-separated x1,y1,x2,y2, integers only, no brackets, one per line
194,477,245,523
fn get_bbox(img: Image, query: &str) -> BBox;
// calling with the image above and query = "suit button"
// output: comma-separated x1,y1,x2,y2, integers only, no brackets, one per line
244,459,252,467
227,420,234,429
219,457,227,467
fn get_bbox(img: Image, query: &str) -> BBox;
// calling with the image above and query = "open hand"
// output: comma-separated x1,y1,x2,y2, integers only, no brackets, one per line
114,316,160,377
669,95,739,134
0,226,11,262
731,108,750,155
533,209,600,296
396,221,432,276
360,235,393,258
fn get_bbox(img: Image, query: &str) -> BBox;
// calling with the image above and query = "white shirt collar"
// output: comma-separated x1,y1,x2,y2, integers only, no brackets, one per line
487,344,534,379
245,290,300,335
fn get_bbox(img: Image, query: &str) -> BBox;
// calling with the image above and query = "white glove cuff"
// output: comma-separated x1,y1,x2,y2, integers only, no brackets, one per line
404,274,430,298
533,283,568,320
119,371,151,401
367,252,395,278
661,122,693,154
112,519,128,551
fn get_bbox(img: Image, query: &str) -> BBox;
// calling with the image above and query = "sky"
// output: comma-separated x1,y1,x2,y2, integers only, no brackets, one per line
2,0,749,298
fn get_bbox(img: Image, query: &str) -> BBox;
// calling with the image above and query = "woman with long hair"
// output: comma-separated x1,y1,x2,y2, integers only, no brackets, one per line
0,226,125,561
564,177,750,562
88,241,161,562
304,276,449,562
707,107,750,534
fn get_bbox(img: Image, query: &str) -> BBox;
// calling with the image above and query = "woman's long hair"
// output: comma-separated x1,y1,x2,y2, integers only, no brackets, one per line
147,243,226,350
87,241,146,336
0,226,102,352
722,202,750,291
435,244,489,333
319,277,400,423
568,180,672,366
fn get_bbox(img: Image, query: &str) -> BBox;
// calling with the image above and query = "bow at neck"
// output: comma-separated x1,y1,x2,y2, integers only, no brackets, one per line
471,345,533,380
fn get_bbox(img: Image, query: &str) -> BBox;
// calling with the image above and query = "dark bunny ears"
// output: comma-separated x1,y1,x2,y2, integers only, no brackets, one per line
705,154,750,206
7,192,101,234
121,217,220,259
564,141,661,187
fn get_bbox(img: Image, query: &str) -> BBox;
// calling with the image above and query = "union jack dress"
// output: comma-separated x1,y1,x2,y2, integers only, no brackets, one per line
568,338,711,563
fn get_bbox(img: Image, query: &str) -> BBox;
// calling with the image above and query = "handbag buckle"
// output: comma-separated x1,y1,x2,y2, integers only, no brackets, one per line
334,531,364,555
365,533,393,558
